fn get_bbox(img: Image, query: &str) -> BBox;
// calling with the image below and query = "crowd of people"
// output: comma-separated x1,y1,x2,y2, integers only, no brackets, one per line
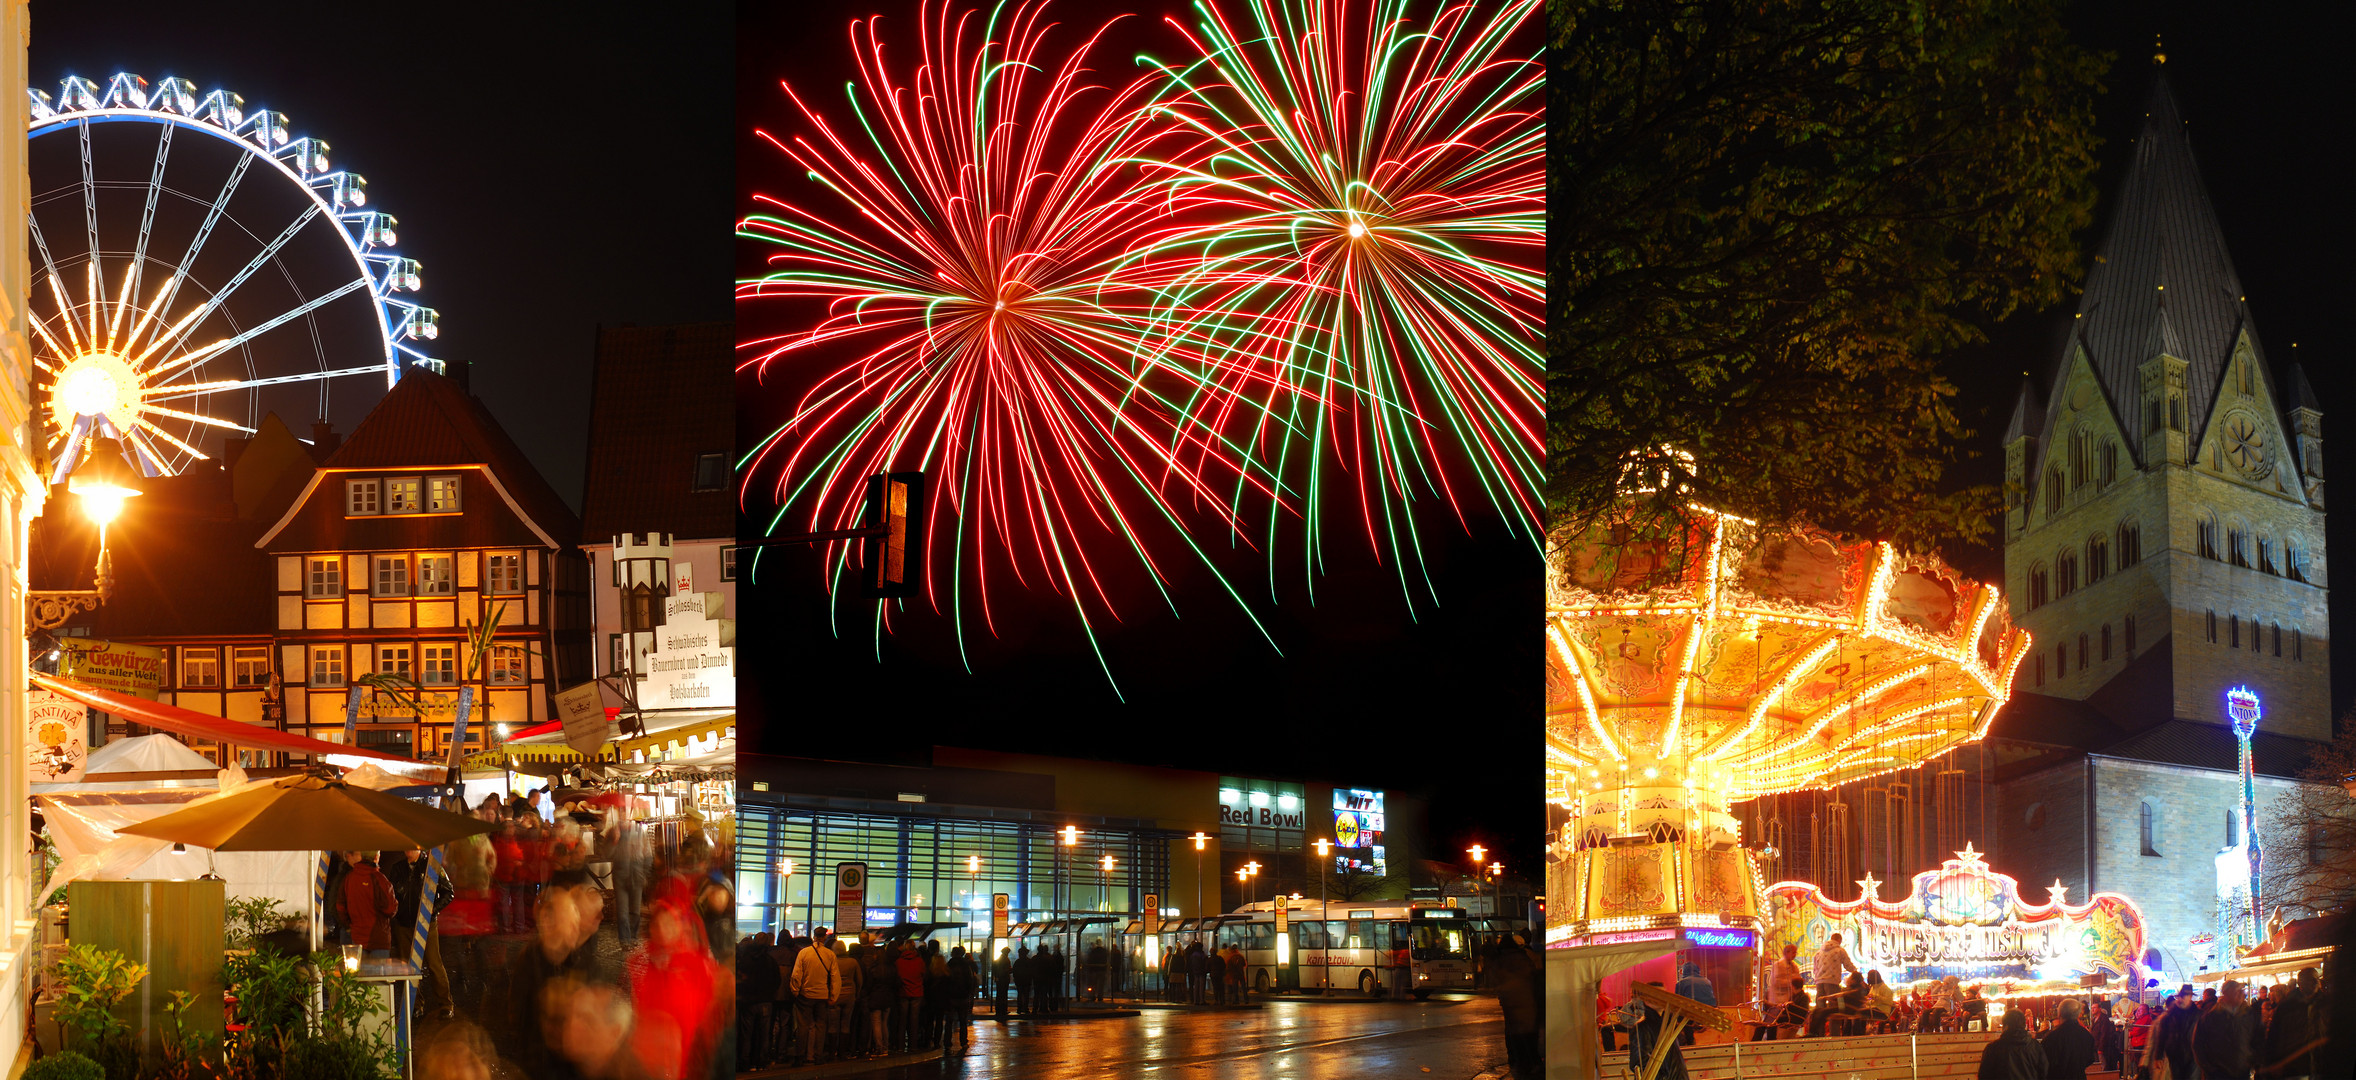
731,928,982,1068
323,784,742,1080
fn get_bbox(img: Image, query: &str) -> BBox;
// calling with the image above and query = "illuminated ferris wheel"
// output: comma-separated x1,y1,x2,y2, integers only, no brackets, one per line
25,72,441,481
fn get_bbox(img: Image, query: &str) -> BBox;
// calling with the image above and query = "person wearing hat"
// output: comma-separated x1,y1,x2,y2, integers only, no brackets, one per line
790,927,842,1065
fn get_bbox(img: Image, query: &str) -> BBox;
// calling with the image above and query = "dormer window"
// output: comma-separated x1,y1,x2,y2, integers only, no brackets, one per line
344,475,461,516
427,475,462,512
691,453,728,493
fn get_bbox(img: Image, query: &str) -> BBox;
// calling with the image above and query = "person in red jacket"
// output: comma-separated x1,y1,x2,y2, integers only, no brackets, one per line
337,850,399,957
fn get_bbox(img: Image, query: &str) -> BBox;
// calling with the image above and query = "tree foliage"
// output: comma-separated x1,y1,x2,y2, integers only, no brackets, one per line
1550,0,2106,549
2259,718,2356,921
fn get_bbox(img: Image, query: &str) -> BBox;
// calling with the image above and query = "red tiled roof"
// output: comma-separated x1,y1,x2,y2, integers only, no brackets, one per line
578,322,734,544
323,366,580,545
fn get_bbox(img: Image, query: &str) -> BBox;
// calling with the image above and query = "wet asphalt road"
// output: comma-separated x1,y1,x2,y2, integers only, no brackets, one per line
825,994,1509,1080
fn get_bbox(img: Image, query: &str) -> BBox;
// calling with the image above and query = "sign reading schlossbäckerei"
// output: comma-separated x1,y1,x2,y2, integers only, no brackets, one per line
553,682,612,758
58,638,165,699
1143,894,1160,934
992,893,1011,938
833,863,869,933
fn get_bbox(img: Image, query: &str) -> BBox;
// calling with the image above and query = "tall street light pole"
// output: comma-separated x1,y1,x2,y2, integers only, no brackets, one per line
1190,832,1209,946
968,854,982,952
1312,838,1331,991
1467,844,1488,914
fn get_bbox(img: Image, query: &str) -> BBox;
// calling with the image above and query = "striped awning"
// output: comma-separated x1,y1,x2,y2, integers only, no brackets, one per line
463,711,733,770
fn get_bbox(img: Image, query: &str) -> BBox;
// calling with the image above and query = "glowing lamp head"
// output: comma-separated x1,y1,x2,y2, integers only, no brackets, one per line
68,436,143,526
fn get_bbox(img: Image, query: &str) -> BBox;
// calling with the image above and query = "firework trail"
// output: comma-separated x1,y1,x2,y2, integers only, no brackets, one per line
1130,0,1545,603
739,0,1288,694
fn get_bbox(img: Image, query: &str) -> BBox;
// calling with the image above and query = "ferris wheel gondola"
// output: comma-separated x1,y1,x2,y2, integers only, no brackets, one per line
26,71,442,481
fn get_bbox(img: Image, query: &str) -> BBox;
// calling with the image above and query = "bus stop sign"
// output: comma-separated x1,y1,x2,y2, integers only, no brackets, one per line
991,893,1010,938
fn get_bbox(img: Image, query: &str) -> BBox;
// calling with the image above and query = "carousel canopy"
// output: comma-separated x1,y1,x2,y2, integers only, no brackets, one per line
1547,508,2028,800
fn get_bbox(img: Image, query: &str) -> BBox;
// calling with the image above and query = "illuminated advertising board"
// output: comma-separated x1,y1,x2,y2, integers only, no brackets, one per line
1332,788,1386,876
1764,845,2147,985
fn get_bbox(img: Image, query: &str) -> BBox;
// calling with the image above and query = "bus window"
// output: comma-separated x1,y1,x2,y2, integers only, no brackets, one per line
1298,922,1327,949
1248,923,1276,952
1409,923,1469,961
1347,918,1374,950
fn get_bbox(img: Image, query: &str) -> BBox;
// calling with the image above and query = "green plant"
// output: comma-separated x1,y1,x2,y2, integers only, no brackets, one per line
154,989,223,1080
277,1035,382,1080
49,944,144,1061
22,1050,103,1080
223,897,288,951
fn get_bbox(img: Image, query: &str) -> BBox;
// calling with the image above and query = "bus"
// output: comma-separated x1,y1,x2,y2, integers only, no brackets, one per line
1136,899,1475,999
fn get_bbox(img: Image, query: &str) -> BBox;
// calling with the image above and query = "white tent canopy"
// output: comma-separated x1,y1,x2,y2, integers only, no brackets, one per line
34,733,226,793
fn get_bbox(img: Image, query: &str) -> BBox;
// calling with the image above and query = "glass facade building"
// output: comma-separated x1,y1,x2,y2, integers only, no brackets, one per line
737,796,1180,938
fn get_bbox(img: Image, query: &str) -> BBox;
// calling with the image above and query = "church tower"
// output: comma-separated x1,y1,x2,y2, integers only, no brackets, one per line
2001,67,2328,743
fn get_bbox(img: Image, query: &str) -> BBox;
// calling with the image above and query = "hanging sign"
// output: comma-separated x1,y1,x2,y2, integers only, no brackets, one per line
1143,894,1161,934
644,590,735,708
833,862,869,933
1764,845,2147,985
553,682,612,758
27,689,86,784
58,639,165,700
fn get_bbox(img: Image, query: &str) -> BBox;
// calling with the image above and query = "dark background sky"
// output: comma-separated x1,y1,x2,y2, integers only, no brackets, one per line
735,0,1545,882
1943,2,2356,727
29,0,736,512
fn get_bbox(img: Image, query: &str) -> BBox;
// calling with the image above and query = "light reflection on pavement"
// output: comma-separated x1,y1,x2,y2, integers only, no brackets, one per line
817,995,1508,1079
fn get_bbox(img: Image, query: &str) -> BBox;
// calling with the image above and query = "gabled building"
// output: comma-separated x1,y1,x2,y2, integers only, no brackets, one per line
1987,67,2334,977
578,322,735,689
252,366,591,760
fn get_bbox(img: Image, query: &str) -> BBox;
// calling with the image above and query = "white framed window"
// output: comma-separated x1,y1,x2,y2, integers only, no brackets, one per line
419,643,457,686
427,475,462,513
418,554,455,596
721,546,738,582
486,553,525,595
311,646,346,687
373,555,411,597
231,647,271,688
489,645,527,685
377,644,413,680
386,477,423,514
345,479,381,516
181,647,220,688
305,556,343,598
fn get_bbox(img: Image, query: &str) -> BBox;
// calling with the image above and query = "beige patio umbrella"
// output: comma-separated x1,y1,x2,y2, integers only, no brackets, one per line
117,773,492,852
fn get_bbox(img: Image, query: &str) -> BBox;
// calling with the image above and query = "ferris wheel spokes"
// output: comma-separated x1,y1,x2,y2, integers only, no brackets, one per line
28,71,449,478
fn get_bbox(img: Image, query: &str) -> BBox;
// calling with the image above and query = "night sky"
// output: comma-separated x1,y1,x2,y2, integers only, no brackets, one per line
28,0,736,511
1943,2,2356,728
735,0,1545,881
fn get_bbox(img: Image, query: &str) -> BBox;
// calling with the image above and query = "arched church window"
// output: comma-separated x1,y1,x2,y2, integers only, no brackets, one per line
2118,521,2141,566
2205,610,2217,643
2070,431,2088,488
2230,615,2240,648
2033,653,2045,687
2258,537,2277,575
2295,628,2304,661
2047,469,2065,515
2226,809,2239,847
2273,623,2282,657
2141,802,2160,856
2029,566,2049,609
2197,515,2220,560
2087,536,2108,583
2077,633,2089,671
2057,551,2077,595
2100,441,2119,487
2101,624,2112,662
2227,523,2249,567
2285,538,2307,582
2124,614,2136,653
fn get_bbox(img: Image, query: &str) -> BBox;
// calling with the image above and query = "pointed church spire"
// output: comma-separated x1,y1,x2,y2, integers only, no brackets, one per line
2064,65,2256,464
2003,375,2043,445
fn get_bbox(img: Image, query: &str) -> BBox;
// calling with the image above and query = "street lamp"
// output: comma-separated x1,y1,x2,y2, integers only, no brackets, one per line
1100,854,1115,912
1059,825,1079,919
968,855,982,949
31,437,144,630
1243,860,1262,910
1190,831,1210,941
1467,844,1488,914
778,857,795,935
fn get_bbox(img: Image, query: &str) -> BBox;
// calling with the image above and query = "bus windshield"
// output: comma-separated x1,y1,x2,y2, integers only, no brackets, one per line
1405,922,1468,961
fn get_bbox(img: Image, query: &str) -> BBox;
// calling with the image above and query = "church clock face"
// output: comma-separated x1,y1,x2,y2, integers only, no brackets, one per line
2223,414,2271,479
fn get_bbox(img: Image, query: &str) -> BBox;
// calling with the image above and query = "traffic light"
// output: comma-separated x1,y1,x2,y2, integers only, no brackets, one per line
859,471,924,599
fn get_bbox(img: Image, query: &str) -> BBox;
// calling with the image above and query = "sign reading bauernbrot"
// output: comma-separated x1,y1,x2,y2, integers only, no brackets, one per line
644,590,734,708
